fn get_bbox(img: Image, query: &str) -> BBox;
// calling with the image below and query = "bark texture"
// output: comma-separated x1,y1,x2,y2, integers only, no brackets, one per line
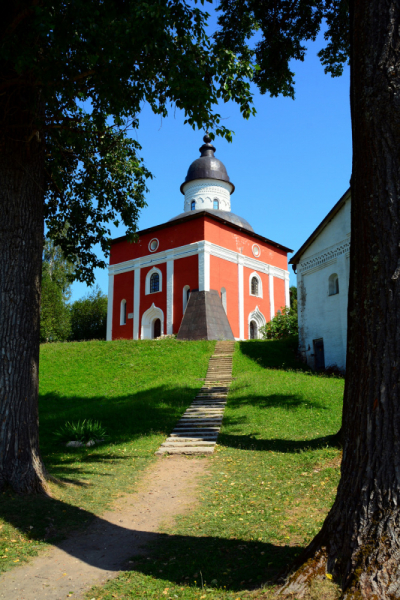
280,1,400,598
0,4,48,494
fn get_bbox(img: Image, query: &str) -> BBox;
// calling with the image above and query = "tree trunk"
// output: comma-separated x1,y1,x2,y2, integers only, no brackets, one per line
0,9,48,492
279,1,400,598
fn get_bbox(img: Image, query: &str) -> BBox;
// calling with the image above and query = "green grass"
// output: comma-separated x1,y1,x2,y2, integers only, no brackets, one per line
88,338,343,600
0,338,215,573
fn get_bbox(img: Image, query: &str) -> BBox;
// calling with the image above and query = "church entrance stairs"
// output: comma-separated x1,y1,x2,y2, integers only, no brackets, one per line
155,341,234,455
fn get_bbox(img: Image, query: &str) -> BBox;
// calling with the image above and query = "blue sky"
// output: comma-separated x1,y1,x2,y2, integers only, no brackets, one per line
70,20,351,302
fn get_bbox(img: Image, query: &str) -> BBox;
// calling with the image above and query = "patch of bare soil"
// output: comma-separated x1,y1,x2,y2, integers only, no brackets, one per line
0,456,209,600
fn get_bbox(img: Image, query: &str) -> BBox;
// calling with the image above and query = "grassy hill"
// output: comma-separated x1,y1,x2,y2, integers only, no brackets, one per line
0,339,215,571
0,338,344,599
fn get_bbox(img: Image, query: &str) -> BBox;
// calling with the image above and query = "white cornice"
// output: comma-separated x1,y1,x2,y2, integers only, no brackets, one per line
108,240,289,280
298,239,350,275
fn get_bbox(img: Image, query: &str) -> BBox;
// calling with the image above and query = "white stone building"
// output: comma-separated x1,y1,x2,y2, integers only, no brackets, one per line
290,189,351,371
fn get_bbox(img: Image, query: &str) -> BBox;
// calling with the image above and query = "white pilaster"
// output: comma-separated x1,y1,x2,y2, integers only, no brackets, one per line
269,274,275,320
285,272,290,309
198,244,211,292
106,272,114,341
166,259,174,334
238,257,244,339
133,268,141,340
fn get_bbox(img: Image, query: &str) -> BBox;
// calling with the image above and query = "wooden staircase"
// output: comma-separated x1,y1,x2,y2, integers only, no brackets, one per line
155,341,234,455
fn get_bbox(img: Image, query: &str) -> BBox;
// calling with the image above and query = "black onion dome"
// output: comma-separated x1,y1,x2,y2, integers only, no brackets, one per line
169,209,253,232
180,134,235,194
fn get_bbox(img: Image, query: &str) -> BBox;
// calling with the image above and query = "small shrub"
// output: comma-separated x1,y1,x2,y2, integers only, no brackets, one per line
260,306,298,339
53,419,108,443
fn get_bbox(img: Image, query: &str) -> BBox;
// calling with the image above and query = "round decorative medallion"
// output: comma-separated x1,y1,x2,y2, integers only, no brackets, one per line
149,238,159,252
252,244,261,258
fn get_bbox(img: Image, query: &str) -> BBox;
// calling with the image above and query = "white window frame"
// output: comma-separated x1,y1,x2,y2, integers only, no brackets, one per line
148,238,159,253
213,198,219,210
145,266,163,295
120,299,127,325
249,271,263,298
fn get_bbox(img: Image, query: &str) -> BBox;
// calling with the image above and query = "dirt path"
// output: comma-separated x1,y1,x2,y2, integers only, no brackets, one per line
0,456,209,600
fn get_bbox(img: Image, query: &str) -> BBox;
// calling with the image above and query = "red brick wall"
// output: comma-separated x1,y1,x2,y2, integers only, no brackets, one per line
210,255,240,338
274,276,286,316
173,255,199,333
112,271,134,339
204,217,288,270
110,218,205,265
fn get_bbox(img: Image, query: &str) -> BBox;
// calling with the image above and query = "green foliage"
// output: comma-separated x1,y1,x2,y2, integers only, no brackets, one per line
69,286,108,341
53,419,108,443
215,0,349,99
3,1,255,282
260,306,298,339
290,285,298,313
40,274,71,342
40,239,75,342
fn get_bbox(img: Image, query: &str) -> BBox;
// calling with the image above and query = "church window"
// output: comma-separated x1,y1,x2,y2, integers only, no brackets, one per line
249,272,262,297
120,299,127,325
329,273,339,296
145,267,162,295
149,238,159,252
213,199,219,210
251,276,259,296
191,200,196,211
150,272,160,293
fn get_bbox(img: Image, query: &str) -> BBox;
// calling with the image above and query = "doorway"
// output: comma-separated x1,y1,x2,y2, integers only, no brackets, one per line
153,318,161,339
313,338,325,370
250,321,257,339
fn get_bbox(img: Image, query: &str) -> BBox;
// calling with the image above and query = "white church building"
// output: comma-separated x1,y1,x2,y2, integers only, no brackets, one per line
289,189,351,371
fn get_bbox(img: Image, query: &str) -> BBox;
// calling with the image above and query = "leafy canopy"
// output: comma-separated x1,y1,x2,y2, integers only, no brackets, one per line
40,239,75,342
215,0,350,98
3,0,255,282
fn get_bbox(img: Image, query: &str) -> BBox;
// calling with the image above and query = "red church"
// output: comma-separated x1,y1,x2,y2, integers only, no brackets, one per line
106,135,292,341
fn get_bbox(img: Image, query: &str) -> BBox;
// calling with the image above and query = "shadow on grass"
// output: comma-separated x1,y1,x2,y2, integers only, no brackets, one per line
0,495,302,591
39,383,200,472
238,338,308,372
225,391,327,411
217,432,342,453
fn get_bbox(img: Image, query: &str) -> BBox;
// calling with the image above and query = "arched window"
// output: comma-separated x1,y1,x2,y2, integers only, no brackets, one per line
249,272,262,297
213,199,219,210
250,321,257,339
150,272,160,293
183,285,191,313
329,273,339,296
191,200,196,211
153,318,161,339
120,299,127,325
221,287,227,313
145,267,163,295
251,276,259,296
